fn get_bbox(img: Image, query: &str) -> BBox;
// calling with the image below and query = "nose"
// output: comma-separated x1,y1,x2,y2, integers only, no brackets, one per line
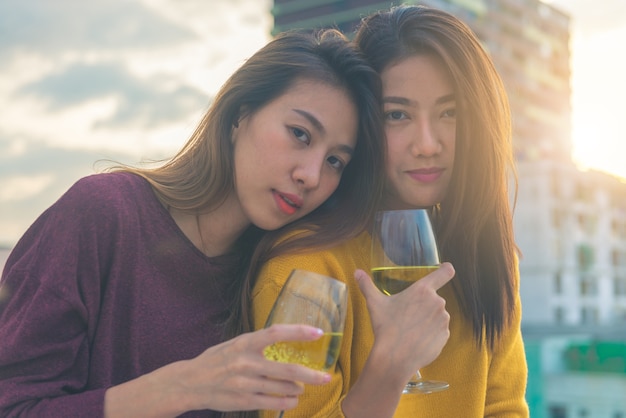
410,117,441,157
293,154,323,189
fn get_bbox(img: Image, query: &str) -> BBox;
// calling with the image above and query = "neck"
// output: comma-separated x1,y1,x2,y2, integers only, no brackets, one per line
170,195,250,257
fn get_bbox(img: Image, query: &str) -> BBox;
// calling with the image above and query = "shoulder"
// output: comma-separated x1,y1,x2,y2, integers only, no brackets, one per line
256,231,371,291
67,172,150,205
56,172,157,219
20,172,154,245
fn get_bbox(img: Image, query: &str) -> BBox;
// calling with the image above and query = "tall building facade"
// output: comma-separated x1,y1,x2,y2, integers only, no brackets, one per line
272,0,572,162
516,159,626,327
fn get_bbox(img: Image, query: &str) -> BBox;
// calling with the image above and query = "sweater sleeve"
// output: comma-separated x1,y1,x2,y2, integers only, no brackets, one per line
251,242,368,418
0,177,115,417
484,265,530,418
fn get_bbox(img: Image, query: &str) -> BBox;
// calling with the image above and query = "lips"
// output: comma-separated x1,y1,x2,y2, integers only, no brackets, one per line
407,167,445,183
273,190,303,216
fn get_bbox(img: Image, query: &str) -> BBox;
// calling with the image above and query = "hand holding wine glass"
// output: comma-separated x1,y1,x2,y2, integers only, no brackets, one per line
370,209,450,394
263,269,348,417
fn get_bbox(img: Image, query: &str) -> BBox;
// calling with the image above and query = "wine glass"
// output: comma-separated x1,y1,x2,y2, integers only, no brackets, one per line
263,269,348,417
370,209,449,394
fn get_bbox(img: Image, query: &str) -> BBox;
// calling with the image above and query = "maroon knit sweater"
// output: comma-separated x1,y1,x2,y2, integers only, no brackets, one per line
0,172,241,417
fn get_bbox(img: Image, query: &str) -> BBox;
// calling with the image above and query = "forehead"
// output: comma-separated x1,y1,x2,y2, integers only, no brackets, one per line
280,77,350,100
381,54,454,94
262,78,359,144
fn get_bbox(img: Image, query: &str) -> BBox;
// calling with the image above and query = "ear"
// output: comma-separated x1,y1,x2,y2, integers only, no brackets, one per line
235,105,252,128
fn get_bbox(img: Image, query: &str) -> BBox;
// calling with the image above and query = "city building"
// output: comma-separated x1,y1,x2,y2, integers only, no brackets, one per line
524,327,626,418
516,160,626,327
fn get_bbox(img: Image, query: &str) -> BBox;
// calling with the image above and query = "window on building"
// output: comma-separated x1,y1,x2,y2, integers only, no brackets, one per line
615,276,626,296
581,306,598,325
579,274,597,296
585,215,597,235
576,214,597,235
613,307,626,323
577,244,595,270
554,306,565,324
548,404,568,418
554,270,562,294
612,219,619,235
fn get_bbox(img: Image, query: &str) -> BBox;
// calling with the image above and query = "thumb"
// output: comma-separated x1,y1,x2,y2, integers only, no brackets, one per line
354,269,382,302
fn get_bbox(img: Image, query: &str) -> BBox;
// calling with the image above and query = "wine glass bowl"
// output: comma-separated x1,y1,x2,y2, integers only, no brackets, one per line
370,209,449,394
263,269,348,416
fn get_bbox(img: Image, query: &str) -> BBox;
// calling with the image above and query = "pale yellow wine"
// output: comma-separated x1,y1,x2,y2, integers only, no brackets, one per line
372,266,439,295
263,332,343,371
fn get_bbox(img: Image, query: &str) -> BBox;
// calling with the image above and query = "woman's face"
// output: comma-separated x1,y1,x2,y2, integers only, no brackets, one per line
380,54,456,209
232,79,358,230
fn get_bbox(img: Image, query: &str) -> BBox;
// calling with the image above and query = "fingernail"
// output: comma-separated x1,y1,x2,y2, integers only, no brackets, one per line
322,373,331,383
314,328,324,336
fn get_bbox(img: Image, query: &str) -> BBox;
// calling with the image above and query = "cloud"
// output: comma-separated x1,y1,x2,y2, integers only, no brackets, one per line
0,134,141,246
16,61,209,129
0,0,195,61
0,0,274,248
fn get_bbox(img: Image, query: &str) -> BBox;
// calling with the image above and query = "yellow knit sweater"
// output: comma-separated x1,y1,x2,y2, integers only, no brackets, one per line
252,231,529,418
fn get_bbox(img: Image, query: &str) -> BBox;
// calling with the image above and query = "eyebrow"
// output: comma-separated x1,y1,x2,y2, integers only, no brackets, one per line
293,108,354,156
383,94,456,107
293,109,325,135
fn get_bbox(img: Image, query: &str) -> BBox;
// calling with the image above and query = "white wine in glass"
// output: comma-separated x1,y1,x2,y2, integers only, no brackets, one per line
263,269,348,417
371,209,449,394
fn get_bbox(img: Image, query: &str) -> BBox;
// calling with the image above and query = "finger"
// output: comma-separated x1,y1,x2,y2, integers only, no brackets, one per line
354,269,382,300
262,361,330,387
416,262,455,291
257,324,324,349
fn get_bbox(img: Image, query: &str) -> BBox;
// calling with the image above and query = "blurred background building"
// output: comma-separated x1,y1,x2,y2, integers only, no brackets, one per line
271,0,626,417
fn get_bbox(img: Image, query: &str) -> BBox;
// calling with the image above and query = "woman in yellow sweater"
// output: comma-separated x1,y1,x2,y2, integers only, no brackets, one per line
251,5,529,418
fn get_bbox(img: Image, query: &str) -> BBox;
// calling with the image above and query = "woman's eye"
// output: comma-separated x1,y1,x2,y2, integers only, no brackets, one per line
385,110,407,121
442,108,457,118
292,127,310,144
327,156,345,171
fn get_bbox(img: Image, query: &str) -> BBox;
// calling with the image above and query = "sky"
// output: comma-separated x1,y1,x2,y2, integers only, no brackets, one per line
544,0,626,180
0,0,624,248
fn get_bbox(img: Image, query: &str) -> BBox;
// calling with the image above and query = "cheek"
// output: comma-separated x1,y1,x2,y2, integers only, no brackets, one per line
314,175,342,205
384,143,404,173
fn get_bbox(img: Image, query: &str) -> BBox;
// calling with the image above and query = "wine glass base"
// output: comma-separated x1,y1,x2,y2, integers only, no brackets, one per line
403,380,449,394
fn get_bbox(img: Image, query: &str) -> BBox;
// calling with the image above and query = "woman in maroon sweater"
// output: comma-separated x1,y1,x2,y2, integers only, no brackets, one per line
0,29,385,417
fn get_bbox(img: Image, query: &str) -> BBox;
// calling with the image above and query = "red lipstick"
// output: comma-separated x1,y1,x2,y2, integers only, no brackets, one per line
407,167,444,183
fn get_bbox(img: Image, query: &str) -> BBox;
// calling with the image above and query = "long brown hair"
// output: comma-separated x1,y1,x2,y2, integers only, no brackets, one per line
114,29,384,417
223,29,385,334
355,5,518,348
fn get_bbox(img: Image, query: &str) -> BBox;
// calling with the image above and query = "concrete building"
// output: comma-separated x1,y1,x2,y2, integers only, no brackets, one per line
524,327,626,418
515,159,626,327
